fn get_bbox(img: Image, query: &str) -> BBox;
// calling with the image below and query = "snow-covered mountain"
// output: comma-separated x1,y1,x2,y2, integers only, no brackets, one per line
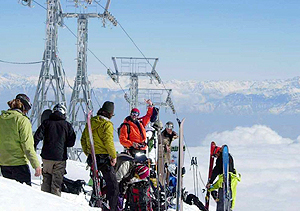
1,72,300,115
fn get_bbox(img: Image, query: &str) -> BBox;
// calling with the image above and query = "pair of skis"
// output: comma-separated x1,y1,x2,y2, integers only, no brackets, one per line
86,110,108,208
205,142,230,211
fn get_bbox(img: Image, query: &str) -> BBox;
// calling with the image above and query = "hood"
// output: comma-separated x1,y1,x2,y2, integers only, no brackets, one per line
0,109,27,120
90,115,111,130
49,111,66,121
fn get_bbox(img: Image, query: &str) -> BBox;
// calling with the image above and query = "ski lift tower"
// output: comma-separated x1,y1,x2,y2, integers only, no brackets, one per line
20,0,67,127
108,57,175,113
63,1,117,136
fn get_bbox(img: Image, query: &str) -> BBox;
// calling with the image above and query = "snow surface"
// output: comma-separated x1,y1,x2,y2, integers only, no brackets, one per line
1,125,300,210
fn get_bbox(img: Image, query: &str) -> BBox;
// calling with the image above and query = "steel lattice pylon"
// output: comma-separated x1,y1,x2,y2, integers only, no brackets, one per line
30,0,66,127
68,15,93,136
108,57,175,113
64,3,117,138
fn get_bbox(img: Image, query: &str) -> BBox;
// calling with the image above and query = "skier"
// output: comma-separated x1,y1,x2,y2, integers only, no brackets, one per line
158,121,178,185
119,99,154,157
34,103,76,196
115,152,152,211
81,101,119,210
206,145,240,210
0,94,41,185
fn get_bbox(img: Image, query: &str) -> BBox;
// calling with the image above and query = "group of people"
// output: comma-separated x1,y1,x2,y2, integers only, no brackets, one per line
0,93,238,211
80,99,178,210
0,94,76,197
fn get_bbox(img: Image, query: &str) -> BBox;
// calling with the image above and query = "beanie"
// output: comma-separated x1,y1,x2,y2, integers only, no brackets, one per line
100,101,114,115
135,165,150,180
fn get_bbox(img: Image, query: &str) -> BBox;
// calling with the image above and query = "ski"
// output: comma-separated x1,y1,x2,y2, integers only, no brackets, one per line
156,124,164,211
205,141,216,210
87,110,103,208
176,118,185,211
222,145,230,211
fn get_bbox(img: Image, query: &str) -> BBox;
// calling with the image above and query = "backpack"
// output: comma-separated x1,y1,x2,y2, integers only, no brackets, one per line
118,123,130,139
150,107,159,123
61,177,85,195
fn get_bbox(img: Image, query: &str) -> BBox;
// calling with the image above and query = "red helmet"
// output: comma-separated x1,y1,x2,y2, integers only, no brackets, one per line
135,165,149,179
131,108,140,116
212,146,222,156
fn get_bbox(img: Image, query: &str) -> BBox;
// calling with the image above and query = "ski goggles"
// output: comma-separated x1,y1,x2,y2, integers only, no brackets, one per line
165,124,174,129
131,111,139,117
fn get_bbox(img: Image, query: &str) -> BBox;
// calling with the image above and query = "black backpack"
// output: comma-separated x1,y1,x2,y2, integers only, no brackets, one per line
117,123,130,139
150,107,159,123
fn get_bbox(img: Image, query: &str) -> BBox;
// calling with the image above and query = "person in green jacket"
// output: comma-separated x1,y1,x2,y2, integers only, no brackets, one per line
0,94,42,185
81,101,118,210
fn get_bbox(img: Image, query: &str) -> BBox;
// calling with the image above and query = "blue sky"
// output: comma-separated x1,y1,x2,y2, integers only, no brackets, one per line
1,0,300,81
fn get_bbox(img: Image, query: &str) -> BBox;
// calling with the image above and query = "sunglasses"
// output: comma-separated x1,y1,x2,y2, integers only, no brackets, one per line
131,111,139,117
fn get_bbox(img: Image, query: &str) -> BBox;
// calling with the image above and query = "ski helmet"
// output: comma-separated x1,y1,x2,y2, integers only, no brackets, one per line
165,121,174,130
168,164,177,176
16,94,32,111
134,152,148,164
53,103,67,115
135,165,150,180
131,108,140,116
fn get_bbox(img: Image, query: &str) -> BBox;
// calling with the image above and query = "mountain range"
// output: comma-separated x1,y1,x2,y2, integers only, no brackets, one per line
1,72,300,115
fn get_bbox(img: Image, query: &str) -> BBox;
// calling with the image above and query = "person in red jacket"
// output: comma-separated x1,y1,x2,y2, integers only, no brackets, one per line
119,99,153,156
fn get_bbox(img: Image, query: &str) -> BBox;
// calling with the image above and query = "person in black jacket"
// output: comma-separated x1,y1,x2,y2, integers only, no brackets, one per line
206,146,235,211
34,104,76,196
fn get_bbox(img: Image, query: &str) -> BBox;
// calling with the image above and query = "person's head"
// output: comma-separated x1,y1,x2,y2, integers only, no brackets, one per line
165,121,174,134
97,101,114,119
7,93,32,114
134,152,148,164
135,164,150,180
53,103,67,116
212,146,222,158
130,108,140,121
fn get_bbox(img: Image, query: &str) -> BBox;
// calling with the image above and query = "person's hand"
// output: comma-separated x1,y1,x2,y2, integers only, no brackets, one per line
132,142,139,149
110,158,117,166
145,99,153,106
206,182,212,189
35,167,42,177
166,145,171,153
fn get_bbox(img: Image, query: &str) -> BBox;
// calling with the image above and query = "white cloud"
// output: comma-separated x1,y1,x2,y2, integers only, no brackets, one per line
203,125,294,146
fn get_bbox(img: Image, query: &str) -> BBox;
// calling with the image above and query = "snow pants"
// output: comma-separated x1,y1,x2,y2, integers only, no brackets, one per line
0,164,31,185
88,154,119,211
41,159,66,196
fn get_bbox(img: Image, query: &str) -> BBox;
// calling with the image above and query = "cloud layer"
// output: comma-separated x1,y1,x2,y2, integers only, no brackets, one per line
203,125,294,146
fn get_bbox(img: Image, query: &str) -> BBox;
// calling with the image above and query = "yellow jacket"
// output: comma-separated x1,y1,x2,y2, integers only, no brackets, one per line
81,115,116,159
0,110,40,169
208,171,241,209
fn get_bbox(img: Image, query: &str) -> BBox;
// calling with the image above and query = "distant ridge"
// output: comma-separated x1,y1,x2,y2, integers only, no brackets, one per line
1,73,300,114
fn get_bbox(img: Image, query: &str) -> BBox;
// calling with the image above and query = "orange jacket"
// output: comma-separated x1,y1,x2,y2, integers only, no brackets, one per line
119,106,153,149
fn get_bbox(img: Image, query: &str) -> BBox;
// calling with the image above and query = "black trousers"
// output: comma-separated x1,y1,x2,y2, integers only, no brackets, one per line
0,165,31,186
88,154,119,211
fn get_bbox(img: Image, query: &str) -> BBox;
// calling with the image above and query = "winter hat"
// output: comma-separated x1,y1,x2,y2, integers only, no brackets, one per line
16,94,32,111
131,108,140,115
212,146,222,156
100,101,114,115
135,165,150,180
